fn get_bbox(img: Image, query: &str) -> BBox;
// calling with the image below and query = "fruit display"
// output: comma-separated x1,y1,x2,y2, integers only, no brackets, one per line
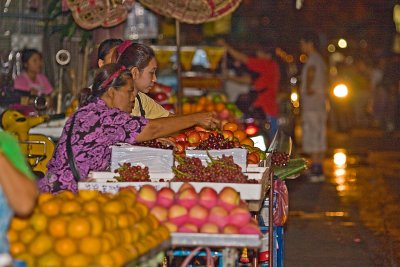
114,163,151,182
172,155,257,184
181,93,243,121
8,189,170,267
136,183,261,235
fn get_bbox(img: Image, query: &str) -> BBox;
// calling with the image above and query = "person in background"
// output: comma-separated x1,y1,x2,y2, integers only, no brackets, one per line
41,63,218,193
0,131,38,260
217,38,280,140
13,48,53,96
299,31,328,182
99,39,170,119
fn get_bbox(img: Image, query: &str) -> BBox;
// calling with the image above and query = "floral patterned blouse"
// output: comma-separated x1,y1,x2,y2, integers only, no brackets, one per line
40,98,148,193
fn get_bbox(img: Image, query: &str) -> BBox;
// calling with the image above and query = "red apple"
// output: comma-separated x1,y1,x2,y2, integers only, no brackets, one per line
178,223,199,233
200,223,220,234
223,224,240,234
175,133,188,143
188,204,209,227
168,204,188,226
207,205,229,228
156,187,175,208
187,131,201,144
137,184,157,208
218,187,240,211
218,109,230,120
177,188,199,209
228,206,251,227
198,187,218,209
150,205,168,222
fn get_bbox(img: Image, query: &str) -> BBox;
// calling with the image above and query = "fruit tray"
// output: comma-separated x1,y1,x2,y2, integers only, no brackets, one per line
170,233,261,248
185,148,247,171
78,180,169,194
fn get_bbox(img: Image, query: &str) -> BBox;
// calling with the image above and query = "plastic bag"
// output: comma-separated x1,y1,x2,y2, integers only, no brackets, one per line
273,179,289,226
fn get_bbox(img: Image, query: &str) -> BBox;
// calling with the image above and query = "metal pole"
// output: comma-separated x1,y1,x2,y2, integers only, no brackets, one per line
175,19,183,115
268,172,274,267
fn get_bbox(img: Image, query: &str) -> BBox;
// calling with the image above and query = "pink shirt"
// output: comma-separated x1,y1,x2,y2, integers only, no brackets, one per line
13,72,54,95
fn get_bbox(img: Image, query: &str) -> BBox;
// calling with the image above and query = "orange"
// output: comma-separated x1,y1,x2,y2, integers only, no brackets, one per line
121,229,133,243
63,253,89,267
10,217,29,231
54,237,77,257
96,254,115,267
87,215,103,236
247,153,259,164
83,199,100,213
241,137,254,147
215,102,225,112
117,213,131,229
129,229,140,243
233,130,247,142
223,122,238,132
198,96,208,105
37,193,53,205
48,216,67,238
40,198,61,217
79,236,101,256
110,249,129,266
19,228,36,244
7,229,18,243
100,237,112,253
146,214,159,229
67,217,90,239
30,213,47,232
104,215,118,230
182,103,192,114
133,202,149,219
36,252,62,267
134,220,151,238
61,200,81,214
57,190,75,200
103,200,126,214
9,241,25,256
28,233,52,257
78,190,99,202
205,103,215,112
102,232,118,249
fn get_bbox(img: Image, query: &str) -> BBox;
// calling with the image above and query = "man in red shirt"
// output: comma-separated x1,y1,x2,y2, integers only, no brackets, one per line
217,39,280,140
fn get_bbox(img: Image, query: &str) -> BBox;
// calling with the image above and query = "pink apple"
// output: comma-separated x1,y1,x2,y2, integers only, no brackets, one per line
178,182,196,193
177,188,199,209
168,204,188,226
156,187,175,208
178,223,199,233
150,205,168,223
198,187,218,209
188,204,209,227
200,222,220,234
239,222,261,235
223,224,240,234
137,184,157,208
218,187,240,211
164,221,178,232
207,205,229,228
228,206,251,227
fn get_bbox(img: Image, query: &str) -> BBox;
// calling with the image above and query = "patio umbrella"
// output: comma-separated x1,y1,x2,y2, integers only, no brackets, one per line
139,0,242,114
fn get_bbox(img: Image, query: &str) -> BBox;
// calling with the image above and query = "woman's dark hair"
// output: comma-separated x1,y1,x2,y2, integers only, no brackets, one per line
21,48,42,68
115,42,155,72
79,63,132,106
97,38,123,60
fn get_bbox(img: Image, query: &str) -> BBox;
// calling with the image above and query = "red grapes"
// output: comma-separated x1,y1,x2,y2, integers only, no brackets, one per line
114,163,151,182
172,155,255,183
196,133,235,150
271,150,290,167
136,140,173,149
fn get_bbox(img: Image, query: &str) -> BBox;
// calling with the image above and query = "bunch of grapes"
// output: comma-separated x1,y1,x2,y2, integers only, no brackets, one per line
172,155,255,184
271,150,290,167
114,163,151,182
173,156,204,182
196,133,235,150
136,140,173,149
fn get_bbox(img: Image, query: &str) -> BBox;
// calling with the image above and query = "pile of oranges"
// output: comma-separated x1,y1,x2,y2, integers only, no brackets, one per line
8,189,169,267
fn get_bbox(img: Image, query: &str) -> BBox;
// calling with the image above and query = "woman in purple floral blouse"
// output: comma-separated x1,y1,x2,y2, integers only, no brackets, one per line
40,63,218,193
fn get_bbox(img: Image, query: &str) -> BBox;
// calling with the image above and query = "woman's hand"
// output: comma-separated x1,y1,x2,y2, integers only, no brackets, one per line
193,112,220,129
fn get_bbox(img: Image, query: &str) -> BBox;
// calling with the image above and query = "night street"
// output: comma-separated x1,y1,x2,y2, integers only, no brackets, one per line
285,128,400,266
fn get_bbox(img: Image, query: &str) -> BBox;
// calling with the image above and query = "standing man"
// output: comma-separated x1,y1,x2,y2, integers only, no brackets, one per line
217,38,280,140
299,31,328,181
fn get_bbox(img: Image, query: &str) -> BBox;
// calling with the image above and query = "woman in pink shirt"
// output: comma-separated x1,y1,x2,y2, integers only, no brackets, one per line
13,48,53,96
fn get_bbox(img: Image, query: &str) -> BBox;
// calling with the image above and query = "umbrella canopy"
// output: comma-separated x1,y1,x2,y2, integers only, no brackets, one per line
139,0,242,24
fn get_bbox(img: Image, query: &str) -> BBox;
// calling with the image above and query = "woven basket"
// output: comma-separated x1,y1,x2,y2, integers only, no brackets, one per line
139,0,242,24
66,0,131,30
